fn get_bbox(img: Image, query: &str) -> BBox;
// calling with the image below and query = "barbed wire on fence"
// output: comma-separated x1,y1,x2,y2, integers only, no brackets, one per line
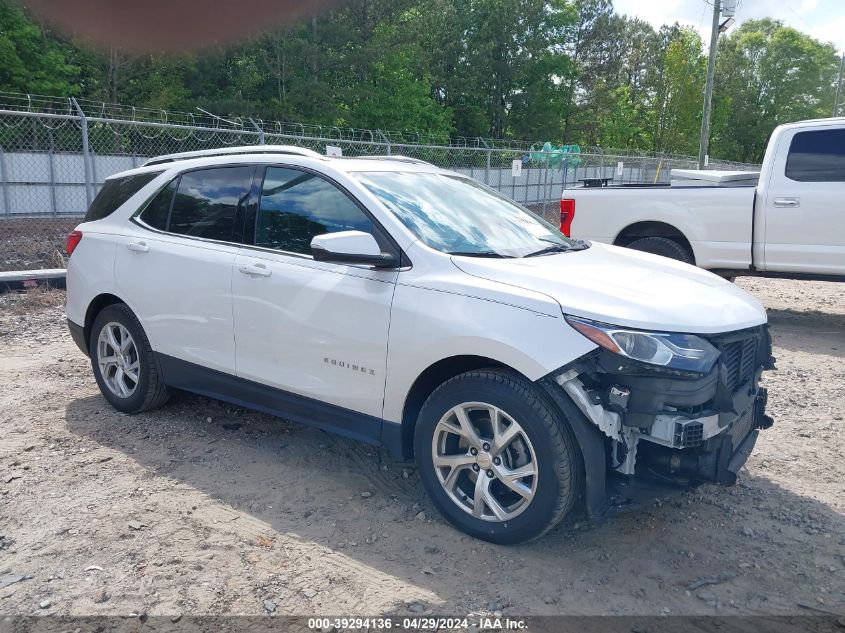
0,91,761,220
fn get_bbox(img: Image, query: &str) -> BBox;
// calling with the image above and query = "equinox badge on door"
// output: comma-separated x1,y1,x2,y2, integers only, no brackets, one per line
324,357,376,376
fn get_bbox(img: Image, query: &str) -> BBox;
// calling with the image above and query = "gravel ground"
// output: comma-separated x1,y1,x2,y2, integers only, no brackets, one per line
0,278,843,618
0,218,78,273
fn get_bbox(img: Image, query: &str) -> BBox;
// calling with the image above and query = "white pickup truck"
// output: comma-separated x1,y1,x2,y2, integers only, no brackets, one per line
562,117,845,280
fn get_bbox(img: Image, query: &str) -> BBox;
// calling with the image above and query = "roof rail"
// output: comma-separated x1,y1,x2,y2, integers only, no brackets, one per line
351,155,436,167
142,145,323,167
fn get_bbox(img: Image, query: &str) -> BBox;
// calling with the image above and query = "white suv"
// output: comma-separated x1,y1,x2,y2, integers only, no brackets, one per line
66,146,774,544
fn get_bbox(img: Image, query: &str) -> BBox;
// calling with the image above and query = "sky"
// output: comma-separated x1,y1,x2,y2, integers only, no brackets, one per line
613,0,845,52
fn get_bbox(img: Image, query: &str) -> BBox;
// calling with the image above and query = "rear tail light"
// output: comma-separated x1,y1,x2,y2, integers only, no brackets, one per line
560,199,575,237
66,230,83,257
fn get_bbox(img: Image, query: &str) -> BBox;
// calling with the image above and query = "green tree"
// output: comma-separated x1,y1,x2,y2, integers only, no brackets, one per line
649,26,706,154
0,0,79,95
711,19,839,162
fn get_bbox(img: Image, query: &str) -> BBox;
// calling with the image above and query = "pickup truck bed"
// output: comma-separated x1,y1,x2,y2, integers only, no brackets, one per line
567,184,757,271
562,117,845,280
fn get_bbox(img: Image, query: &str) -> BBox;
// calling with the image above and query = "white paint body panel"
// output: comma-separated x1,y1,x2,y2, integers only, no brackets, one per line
311,230,382,256
565,118,845,277
566,185,756,270
66,150,768,434
65,229,119,330
451,242,766,334
231,250,397,419
114,223,240,374
757,121,845,275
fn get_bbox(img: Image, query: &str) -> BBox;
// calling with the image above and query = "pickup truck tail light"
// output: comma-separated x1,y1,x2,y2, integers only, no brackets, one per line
66,230,83,257
560,199,575,237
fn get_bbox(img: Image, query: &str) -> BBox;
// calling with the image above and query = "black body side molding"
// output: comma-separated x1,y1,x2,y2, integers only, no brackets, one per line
155,353,392,453
68,319,89,356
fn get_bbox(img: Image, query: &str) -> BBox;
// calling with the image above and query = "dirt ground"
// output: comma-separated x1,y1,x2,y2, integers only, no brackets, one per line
0,218,78,273
0,279,843,618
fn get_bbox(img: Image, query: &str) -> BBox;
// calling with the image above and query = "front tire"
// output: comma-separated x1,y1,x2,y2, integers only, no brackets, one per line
414,369,581,544
90,303,168,414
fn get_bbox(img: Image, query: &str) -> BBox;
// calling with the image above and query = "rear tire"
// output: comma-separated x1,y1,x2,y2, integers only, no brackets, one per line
626,236,693,264
90,303,168,414
414,369,581,544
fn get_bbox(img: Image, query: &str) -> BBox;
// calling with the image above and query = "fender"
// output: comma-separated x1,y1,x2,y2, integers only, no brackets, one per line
537,377,610,519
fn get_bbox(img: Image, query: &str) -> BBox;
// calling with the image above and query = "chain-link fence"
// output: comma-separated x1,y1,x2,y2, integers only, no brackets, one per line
0,92,759,270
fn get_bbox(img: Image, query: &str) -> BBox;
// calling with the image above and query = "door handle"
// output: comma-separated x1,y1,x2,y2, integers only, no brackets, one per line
128,241,149,253
238,263,272,277
773,197,800,208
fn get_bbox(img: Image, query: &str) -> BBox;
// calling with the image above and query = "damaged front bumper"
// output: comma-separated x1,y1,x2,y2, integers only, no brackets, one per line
541,324,775,517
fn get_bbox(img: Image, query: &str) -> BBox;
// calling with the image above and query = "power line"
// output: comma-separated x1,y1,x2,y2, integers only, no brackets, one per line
768,0,814,33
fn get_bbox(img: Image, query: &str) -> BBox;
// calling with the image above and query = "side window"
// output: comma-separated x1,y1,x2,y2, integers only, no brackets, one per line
255,167,374,255
168,167,253,241
139,179,177,231
84,171,161,222
785,129,845,182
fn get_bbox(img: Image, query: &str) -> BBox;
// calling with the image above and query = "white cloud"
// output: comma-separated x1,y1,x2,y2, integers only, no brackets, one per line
611,0,845,51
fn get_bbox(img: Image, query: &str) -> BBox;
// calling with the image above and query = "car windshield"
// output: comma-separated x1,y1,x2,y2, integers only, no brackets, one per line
356,171,584,258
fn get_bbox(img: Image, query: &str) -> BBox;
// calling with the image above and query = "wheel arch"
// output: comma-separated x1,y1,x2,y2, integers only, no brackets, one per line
393,358,608,520
83,293,127,349
614,221,695,263
395,355,510,460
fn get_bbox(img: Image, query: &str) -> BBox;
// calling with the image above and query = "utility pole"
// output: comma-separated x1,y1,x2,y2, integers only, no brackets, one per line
698,0,722,170
834,53,844,117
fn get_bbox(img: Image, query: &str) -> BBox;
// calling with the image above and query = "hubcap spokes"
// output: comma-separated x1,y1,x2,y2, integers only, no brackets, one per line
432,402,538,522
97,322,139,398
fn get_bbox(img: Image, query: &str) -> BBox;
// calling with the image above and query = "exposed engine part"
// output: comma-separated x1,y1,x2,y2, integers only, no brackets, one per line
608,385,630,411
555,370,622,441
555,371,642,475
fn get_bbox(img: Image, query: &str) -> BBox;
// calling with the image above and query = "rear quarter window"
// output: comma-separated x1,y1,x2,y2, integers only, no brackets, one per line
138,179,178,231
84,172,162,222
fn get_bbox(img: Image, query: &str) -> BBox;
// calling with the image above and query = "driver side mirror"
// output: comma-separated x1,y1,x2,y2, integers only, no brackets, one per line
311,231,398,268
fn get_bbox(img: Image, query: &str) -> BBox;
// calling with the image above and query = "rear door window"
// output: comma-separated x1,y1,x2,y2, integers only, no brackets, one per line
84,171,161,221
785,129,845,182
255,167,374,254
168,167,254,241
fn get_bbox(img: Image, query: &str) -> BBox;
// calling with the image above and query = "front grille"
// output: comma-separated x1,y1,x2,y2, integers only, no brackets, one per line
721,336,757,393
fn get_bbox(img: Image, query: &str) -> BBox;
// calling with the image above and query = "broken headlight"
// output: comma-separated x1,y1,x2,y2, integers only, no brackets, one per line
565,316,720,373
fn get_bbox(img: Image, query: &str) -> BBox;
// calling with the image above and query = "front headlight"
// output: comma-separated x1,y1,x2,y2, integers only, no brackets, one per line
565,316,720,373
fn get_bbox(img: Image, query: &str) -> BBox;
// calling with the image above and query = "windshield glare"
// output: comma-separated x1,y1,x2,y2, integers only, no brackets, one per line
356,171,577,257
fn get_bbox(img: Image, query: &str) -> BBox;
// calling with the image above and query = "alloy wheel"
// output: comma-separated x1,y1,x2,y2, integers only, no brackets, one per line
431,402,538,522
96,322,140,398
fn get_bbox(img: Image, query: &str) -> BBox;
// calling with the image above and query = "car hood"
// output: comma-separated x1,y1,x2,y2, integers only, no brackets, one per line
450,242,767,334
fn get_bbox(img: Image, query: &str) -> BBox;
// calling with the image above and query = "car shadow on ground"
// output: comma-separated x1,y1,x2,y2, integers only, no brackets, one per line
64,392,845,616
766,308,845,357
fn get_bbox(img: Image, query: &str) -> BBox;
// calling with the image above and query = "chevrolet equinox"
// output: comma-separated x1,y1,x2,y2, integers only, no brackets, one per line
66,146,774,544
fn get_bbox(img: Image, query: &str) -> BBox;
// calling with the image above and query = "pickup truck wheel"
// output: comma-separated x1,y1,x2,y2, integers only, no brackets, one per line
414,369,580,544
90,304,169,414
626,236,693,264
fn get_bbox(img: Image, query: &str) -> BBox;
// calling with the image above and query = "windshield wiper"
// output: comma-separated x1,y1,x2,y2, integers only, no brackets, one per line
447,251,515,258
524,240,589,257
523,244,573,257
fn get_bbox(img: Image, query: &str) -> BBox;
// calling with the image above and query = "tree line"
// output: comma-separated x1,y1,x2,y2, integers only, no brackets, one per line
0,0,840,162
